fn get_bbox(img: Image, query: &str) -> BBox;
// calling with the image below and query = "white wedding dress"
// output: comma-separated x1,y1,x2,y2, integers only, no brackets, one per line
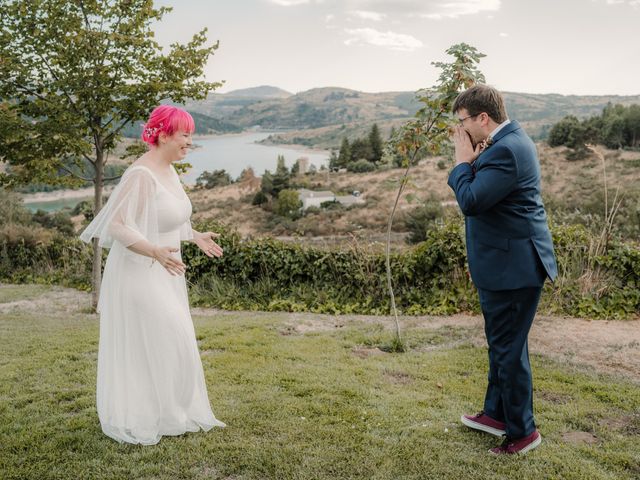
80,165,225,445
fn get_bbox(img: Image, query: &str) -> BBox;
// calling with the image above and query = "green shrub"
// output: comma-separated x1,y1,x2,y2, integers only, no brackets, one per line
1,214,639,318
347,159,376,173
196,169,232,189
31,210,75,236
404,200,445,244
275,189,302,218
252,190,269,206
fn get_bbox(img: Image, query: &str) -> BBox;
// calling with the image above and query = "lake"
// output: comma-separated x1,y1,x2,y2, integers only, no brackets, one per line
24,132,330,212
182,131,330,184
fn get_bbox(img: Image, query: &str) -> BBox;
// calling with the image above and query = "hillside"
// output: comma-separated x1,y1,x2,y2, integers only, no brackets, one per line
187,144,640,244
223,88,414,130
221,85,292,98
184,85,293,120
183,86,640,149
122,86,640,148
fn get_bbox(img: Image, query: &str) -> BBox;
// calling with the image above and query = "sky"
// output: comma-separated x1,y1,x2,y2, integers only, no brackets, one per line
153,0,640,96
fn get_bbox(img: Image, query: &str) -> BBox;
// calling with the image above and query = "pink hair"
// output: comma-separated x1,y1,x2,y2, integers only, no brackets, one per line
141,105,195,146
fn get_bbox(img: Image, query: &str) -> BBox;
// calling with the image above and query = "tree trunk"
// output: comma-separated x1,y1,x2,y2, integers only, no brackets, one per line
91,144,104,310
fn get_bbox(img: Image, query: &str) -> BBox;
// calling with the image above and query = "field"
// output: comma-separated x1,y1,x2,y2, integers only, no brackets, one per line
1,284,639,480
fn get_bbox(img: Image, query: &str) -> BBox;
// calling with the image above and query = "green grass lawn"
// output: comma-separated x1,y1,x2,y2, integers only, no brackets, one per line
1,285,639,480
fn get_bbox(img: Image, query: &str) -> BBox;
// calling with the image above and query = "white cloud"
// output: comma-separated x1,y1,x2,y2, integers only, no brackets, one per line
350,0,501,18
420,0,501,20
268,0,310,6
499,32,508,37
603,0,639,4
350,10,387,21
344,27,423,51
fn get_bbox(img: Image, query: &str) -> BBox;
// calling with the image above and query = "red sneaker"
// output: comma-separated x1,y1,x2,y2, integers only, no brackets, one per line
461,411,506,437
489,430,542,455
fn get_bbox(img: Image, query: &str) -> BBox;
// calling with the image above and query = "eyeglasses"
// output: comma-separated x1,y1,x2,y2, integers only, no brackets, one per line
457,113,480,125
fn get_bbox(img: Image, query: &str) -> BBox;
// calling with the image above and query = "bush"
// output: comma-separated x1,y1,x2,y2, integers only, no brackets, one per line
275,189,302,218
31,210,75,236
0,188,32,226
347,159,376,173
196,169,232,189
252,191,269,206
72,199,96,221
405,200,445,244
0,226,93,290
304,206,321,215
2,214,639,319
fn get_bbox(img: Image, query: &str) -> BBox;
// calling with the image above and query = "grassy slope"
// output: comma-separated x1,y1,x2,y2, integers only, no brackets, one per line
1,285,639,480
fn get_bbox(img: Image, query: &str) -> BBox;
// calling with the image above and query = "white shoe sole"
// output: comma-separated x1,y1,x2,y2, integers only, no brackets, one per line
460,415,506,437
518,433,542,454
489,433,542,455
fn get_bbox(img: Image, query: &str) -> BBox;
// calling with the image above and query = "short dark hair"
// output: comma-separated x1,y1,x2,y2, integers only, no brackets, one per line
452,84,508,123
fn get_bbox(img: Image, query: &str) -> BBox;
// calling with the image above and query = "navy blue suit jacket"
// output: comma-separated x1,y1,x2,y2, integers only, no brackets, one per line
447,121,558,291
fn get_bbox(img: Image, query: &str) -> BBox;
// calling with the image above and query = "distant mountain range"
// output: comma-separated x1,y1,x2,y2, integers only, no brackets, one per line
177,85,640,145
217,86,293,99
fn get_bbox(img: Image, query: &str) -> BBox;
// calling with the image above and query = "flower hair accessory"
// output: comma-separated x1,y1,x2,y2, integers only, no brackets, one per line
144,122,164,138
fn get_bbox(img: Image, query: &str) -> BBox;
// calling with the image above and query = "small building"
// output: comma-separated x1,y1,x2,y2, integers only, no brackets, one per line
298,188,336,210
297,157,310,175
298,189,366,210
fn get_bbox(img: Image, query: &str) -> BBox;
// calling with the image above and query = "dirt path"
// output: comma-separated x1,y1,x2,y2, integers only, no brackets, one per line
277,312,640,383
2,283,639,383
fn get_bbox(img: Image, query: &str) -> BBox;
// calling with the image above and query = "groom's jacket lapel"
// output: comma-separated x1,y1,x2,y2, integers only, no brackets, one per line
474,120,520,171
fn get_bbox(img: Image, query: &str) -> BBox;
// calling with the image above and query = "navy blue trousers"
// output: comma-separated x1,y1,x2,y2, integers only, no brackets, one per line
477,286,542,439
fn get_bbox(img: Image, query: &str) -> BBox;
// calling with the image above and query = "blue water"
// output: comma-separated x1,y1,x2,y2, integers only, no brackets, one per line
25,197,92,213
24,132,330,212
181,131,329,184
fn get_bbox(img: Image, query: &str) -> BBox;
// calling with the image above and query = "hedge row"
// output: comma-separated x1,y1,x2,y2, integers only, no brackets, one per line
1,219,638,318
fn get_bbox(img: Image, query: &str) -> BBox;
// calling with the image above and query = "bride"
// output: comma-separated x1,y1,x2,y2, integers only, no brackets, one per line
80,105,226,445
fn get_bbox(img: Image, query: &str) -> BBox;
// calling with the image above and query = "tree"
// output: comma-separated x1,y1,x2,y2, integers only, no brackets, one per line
337,137,351,169
368,123,384,163
548,115,580,147
260,170,274,196
602,114,626,150
290,160,300,176
195,169,232,189
625,105,640,147
328,149,339,170
0,0,222,308
350,137,373,163
383,43,486,350
275,189,302,218
271,155,290,195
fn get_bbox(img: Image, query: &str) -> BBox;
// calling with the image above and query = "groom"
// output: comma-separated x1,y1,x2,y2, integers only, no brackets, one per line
447,84,557,455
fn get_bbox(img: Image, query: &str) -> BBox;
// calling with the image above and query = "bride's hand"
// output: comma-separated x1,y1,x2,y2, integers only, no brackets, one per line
194,231,223,258
152,246,187,276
